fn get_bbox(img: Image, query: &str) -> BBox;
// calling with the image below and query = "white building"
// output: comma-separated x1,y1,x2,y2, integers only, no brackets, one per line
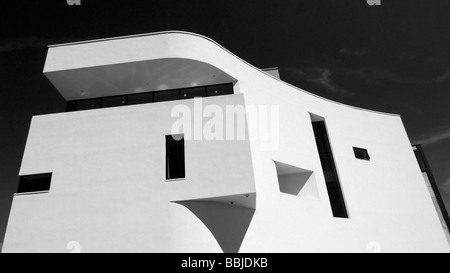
3,31,449,253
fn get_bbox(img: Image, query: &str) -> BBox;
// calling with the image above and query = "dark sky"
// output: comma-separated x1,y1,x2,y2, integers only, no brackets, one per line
1,0,450,248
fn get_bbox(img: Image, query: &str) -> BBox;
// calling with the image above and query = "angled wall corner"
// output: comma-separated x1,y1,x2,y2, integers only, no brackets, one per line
173,193,256,253
273,160,319,198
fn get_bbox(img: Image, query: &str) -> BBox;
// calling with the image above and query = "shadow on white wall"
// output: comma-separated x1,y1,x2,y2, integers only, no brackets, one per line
175,200,255,253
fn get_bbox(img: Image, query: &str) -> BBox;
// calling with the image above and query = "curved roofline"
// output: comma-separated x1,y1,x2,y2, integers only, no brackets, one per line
48,30,400,117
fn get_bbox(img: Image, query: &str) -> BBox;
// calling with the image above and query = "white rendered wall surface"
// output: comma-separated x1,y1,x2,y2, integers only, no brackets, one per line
4,32,450,252
4,94,255,253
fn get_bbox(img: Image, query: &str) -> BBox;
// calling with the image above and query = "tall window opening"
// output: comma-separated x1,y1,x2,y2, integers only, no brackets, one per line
165,134,185,180
311,119,348,218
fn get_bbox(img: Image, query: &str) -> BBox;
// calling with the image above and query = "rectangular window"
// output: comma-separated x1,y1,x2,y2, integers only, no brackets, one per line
127,92,154,105
17,173,52,194
154,90,180,102
65,83,235,112
312,120,348,218
206,83,234,97
165,134,185,180
102,95,127,108
180,87,206,100
353,147,370,160
76,98,102,110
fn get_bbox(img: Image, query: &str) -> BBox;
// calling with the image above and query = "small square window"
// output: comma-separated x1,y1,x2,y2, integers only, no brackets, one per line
17,173,52,194
353,147,370,160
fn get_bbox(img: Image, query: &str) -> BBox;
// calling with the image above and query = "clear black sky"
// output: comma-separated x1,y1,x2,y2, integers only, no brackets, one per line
1,0,450,248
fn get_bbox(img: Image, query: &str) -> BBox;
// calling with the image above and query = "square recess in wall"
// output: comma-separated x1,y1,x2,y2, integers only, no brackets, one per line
353,147,370,160
273,160,318,198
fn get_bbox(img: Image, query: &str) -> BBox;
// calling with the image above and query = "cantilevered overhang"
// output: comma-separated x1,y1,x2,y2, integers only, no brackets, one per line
44,33,237,101
43,31,400,117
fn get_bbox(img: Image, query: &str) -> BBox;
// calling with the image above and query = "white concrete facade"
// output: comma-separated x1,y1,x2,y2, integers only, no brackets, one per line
3,31,450,252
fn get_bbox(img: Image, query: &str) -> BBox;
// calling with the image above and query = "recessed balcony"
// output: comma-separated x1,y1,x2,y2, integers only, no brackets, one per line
44,33,237,101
